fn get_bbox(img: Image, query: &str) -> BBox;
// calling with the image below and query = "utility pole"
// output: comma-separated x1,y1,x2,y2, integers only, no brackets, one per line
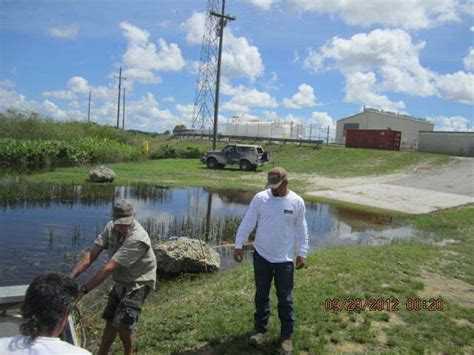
210,0,235,150
114,67,127,129
122,87,126,130
87,91,91,123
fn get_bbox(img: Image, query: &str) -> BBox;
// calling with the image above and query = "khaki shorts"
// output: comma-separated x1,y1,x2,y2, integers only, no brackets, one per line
102,285,150,330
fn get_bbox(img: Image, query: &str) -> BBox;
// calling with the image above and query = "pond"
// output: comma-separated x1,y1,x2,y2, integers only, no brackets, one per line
0,183,415,287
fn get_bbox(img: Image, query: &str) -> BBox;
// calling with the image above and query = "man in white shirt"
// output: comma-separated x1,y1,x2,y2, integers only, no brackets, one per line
234,167,309,354
0,273,91,354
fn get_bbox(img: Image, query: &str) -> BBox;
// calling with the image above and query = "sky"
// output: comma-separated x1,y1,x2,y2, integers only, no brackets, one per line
0,0,473,133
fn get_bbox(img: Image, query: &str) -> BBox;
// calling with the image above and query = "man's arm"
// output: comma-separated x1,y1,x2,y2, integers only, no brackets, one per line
69,244,104,279
82,259,119,293
295,202,309,270
234,196,259,262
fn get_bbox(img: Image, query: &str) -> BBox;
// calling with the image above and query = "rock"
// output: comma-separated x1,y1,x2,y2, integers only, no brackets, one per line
89,166,116,183
154,237,220,274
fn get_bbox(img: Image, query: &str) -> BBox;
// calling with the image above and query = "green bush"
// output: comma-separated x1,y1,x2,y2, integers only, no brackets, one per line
177,146,202,159
149,144,178,159
0,138,142,171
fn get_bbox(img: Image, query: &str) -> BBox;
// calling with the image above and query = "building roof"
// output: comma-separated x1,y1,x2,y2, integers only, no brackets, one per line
338,107,434,126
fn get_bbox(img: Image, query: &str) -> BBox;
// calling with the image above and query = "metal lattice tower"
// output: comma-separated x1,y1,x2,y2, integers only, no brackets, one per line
191,0,221,129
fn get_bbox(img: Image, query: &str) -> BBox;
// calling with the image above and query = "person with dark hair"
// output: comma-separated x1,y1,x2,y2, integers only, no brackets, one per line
0,273,91,354
69,200,156,355
234,167,309,355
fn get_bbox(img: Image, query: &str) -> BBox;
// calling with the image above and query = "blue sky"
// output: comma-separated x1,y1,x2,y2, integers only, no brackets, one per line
1,0,473,133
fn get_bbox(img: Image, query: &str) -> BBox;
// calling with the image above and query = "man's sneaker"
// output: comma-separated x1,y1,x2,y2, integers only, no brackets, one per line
280,339,293,354
248,333,265,347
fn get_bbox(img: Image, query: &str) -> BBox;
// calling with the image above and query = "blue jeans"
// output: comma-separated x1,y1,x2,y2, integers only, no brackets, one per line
253,251,295,340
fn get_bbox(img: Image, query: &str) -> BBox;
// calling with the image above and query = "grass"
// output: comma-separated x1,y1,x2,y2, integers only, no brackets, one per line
4,142,453,195
79,205,474,354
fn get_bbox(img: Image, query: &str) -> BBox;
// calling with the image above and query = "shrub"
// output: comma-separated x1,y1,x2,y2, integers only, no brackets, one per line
0,138,142,172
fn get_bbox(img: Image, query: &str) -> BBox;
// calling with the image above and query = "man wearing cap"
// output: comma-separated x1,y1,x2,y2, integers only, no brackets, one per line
69,200,156,355
234,167,309,354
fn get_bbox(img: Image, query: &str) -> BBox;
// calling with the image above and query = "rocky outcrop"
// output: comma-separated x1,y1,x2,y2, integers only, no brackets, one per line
89,166,116,183
154,237,220,274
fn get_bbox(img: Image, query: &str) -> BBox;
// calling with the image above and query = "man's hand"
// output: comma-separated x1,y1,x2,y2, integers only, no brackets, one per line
295,256,306,270
233,248,243,263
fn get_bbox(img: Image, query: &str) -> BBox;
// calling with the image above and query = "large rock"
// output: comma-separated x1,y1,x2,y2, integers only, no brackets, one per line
154,237,220,274
89,166,116,183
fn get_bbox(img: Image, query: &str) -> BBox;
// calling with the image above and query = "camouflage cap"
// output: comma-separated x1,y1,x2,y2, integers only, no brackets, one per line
113,200,134,225
265,167,288,189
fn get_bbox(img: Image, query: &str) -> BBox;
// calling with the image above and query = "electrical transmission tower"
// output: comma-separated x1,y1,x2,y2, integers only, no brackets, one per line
192,0,226,130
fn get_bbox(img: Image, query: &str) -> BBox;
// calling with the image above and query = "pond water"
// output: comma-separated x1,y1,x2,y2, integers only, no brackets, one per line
0,184,415,287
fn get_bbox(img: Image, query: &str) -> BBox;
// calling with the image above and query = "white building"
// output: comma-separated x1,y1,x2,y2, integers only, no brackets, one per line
335,108,434,149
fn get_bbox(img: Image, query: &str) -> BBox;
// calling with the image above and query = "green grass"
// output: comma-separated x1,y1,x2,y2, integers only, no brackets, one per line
79,205,474,354
5,143,453,195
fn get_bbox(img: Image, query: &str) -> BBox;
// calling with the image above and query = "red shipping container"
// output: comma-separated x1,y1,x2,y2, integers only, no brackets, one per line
345,129,401,151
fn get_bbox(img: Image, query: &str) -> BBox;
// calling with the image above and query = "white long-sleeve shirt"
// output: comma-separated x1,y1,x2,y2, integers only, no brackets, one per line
235,189,309,263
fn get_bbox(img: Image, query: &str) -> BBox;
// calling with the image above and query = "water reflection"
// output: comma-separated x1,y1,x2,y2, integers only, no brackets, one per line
0,183,414,286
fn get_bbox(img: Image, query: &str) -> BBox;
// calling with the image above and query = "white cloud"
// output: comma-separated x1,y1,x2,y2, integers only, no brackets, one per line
304,29,435,96
309,112,335,129
120,21,185,84
463,47,474,71
429,115,473,131
283,83,317,108
436,71,474,104
182,12,206,44
163,96,175,103
286,0,463,30
303,28,474,106
0,80,15,89
176,103,195,125
43,90,76,100
345,71,406,111
222,31,264,81
244,0,275,10
126,93,177,131
68,76,90,93
49,25,79,39
182,13,264,81
221,83,278,113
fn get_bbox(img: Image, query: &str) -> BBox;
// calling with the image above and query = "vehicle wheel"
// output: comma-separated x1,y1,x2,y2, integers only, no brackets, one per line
207,158,218,169
239,160,252,171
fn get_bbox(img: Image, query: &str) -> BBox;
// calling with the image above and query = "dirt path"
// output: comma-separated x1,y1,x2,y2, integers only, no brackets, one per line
305,157,474,214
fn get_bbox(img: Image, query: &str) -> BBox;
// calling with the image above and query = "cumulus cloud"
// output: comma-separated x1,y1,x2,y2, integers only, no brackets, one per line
182,12,206,44
43,76,115,102
285,0,465,30
120,21,185,84
283,83,317,108
436,71,474,104
429,115,473,131
126,93,178,131
49,25,79,39
163,96,175,103
463,47,474,71
309,111,335,129
244,0,275,10
304,28,472,107
221,83,278,113
345,71,406,111
0,80,15,89
182,13,264,81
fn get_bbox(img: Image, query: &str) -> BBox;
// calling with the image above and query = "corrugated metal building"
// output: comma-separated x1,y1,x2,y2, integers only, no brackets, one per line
335,108,434,149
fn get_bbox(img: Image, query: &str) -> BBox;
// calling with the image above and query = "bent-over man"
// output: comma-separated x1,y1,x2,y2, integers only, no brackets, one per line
69,200,156,355
234,167,309,354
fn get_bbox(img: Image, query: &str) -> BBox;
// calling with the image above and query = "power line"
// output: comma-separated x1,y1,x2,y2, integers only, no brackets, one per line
113,67,127,129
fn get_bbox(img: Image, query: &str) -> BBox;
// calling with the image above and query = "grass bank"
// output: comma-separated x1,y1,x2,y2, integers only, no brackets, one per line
79,205,474,354
6,143,452,194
